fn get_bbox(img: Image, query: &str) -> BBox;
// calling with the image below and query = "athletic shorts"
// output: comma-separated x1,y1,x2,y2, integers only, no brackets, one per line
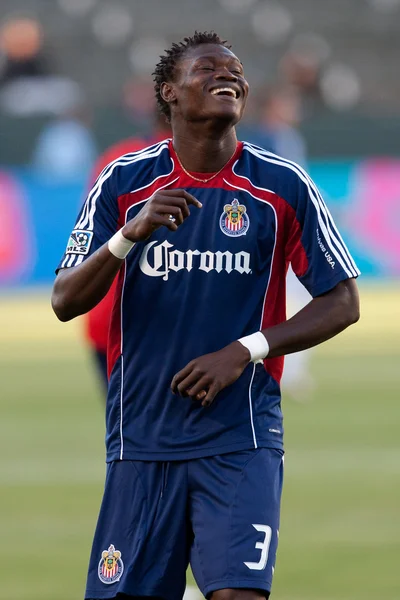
85,448,284,600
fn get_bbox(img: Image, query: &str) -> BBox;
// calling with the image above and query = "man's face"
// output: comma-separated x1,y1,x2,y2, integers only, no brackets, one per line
165,44,249,125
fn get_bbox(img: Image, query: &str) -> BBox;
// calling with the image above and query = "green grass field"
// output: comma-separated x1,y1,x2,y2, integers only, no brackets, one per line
0,283,399,600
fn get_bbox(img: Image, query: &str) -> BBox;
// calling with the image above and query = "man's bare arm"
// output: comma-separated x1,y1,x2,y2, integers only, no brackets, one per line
52,190,202,322
171,278,360,405
261,277,360,358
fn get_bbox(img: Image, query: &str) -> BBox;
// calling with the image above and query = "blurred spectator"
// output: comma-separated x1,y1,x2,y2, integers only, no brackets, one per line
84,111,171,393
121,77,160,134
243,85,307,167
0,16,81,117
0,17,47,84
278,36,327,116
31,99,97,180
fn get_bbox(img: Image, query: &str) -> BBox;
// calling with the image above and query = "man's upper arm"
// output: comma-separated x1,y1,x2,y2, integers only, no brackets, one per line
285,169,360,298
56,163,120,273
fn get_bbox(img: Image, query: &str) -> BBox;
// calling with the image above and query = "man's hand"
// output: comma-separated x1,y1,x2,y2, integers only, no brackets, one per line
122,189,202,242
171,341,251,407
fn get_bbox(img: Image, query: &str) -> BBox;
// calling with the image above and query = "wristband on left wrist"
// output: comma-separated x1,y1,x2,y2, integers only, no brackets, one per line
237,331,270,364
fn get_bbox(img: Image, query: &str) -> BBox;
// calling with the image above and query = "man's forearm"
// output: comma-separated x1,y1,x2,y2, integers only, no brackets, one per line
52,189,202,322
51,244,123,321
263,278,360,359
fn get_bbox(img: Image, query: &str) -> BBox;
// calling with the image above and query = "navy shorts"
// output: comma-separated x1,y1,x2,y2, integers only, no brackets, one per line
85,448,284,600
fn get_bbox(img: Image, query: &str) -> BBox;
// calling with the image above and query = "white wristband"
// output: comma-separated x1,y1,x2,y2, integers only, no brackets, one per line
238,332,270,364
108,230,135,259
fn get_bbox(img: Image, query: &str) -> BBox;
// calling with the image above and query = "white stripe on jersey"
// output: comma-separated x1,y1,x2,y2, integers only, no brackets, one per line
119,263,128,460
61,144,174,272
66,254,76,267
117,175,178,460
242,143,359,278
224,177,279,450
76,140,169,232
246,143,360,276
124,175,180,223
76,140,170,231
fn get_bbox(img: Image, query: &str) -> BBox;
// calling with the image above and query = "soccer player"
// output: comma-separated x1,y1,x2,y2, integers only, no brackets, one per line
52,32,360,600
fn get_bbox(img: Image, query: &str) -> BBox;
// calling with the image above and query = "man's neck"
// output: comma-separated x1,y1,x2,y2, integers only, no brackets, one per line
172,122,238,173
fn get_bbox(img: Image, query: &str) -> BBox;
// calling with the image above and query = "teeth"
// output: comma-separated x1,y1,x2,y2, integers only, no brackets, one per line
211,87,237,98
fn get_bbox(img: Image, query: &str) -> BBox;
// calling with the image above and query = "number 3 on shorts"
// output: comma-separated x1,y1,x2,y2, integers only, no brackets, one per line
244,524,272,571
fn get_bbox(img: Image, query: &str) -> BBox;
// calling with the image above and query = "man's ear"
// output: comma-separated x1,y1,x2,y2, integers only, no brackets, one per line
161,82,177,105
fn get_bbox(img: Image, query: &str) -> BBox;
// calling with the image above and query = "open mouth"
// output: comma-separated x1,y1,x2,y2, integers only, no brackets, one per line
210,87,240,99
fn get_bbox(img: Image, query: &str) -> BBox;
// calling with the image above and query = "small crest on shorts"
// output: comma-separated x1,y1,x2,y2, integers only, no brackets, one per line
219,199,249,237
66,229,93,255
98,544,124,585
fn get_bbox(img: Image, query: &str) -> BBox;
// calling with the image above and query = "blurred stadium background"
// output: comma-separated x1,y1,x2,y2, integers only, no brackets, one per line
0,1,399,599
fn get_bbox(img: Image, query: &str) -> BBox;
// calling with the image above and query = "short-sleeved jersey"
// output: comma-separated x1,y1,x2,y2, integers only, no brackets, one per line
57,139,359,461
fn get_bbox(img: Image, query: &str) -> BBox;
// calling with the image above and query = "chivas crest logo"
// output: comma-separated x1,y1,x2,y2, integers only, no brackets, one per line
219,199,249,237
98,544,124,585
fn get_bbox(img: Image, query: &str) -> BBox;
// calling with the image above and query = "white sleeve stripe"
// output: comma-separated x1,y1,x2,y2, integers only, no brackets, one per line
244,143,360,276
234,151,359,279
243,144,359,278
77,141,169,231
309,180,360,274
76,146,166,232
61,252,85,269
76,141,170,231
89,139,169,190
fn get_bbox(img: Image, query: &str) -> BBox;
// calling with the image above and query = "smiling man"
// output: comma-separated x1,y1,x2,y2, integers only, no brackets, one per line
52,32,360,600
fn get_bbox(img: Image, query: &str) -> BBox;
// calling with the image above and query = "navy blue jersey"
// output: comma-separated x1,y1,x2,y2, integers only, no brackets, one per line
57,139,359,461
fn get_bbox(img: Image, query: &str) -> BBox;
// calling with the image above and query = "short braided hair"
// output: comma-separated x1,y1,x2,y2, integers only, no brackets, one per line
153,31,231,120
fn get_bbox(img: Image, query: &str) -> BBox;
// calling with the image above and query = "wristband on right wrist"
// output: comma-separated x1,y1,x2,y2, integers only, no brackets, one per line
237,332,270,364
108,229,135,259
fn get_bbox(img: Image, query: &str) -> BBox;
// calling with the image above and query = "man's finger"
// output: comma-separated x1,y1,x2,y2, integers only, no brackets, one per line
182,190,203,208
171,363,195,394
185,376,210,399
155,197,191,219
155,204,184,226
161,189,202,209
201,383,220,407
151,214,178,232
177,370,205,397
186,388,207,402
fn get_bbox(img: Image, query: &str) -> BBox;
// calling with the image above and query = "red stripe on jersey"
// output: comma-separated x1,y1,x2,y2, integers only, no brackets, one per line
117,172,179,226
222,172,309,383
108,262,126,378
284,211,308,278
